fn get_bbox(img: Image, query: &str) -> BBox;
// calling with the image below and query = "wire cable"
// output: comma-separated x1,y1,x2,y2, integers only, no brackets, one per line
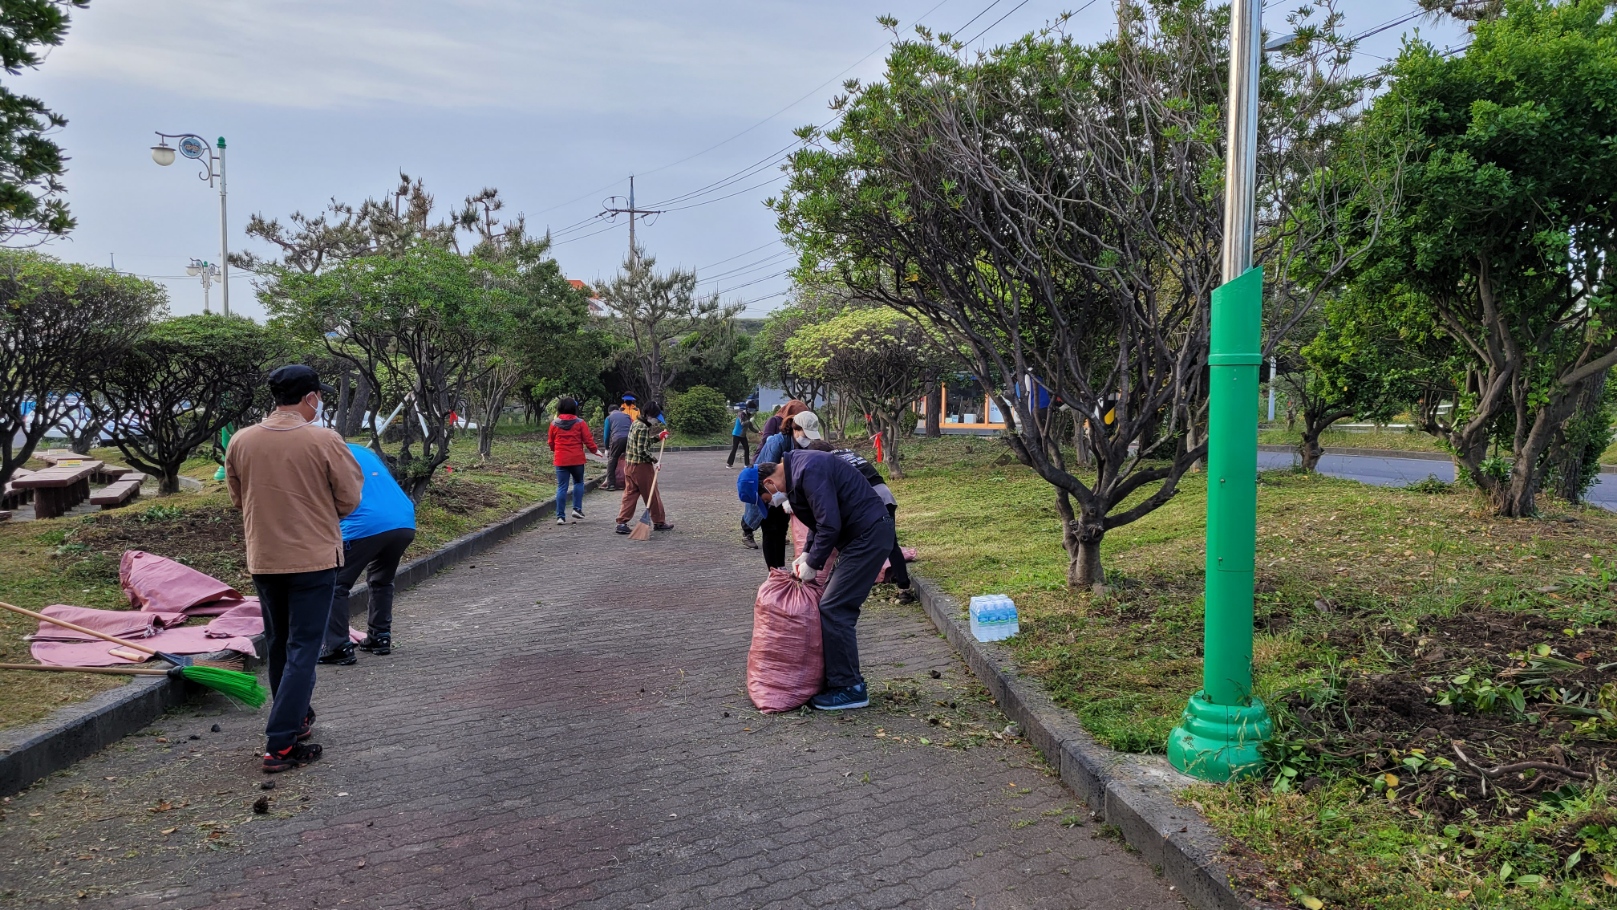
962,0,1029,45
694,239,783,272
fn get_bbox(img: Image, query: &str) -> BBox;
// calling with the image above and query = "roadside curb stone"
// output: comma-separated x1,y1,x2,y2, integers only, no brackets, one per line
911,575,1256,910
0,476,600,798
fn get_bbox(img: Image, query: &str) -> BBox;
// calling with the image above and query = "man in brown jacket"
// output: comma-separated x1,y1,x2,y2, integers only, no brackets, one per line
226,365,364,773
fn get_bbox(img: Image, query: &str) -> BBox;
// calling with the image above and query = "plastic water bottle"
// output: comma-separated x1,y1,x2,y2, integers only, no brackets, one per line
969,594,1019,642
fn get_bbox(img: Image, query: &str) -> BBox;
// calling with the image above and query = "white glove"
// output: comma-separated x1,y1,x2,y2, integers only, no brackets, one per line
781,499,793,514
792,555,817,583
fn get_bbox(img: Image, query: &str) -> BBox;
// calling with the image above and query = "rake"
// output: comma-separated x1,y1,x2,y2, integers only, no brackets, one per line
628,435,668,541
0,600,247,672
0,662,267,708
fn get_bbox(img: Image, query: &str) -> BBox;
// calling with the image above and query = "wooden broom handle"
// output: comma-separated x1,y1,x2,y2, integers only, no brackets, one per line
0,662,168,676
0,601,160,656
644,436,668,503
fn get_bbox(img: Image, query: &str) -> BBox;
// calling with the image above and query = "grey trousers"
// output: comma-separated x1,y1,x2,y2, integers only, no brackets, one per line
817,518,896,689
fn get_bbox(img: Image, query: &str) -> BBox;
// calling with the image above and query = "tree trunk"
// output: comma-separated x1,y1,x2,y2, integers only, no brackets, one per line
1543,371,1610,505
158,468,182,496
884,414,903,479
1056,489,1106,589
925,384,942,438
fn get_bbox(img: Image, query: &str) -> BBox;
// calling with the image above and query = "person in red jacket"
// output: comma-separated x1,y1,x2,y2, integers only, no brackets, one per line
548,398,599,525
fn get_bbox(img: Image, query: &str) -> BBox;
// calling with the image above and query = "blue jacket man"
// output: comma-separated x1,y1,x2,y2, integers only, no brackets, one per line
754,448,894,711
320,444,416,664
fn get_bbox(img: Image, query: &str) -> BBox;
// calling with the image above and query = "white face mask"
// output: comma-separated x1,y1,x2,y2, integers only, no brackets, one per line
770,491,788,508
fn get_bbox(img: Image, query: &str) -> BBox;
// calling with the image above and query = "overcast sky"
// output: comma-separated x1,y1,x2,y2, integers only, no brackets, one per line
16,0,1465,321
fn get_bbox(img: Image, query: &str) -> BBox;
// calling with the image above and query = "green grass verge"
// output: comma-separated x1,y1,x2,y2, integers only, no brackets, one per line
889,436,1617,908
0,431,597,732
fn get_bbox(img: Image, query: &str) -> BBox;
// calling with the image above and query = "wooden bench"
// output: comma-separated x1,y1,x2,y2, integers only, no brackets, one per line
12,461,101,519
89,473,146,510
2,468,34,510
0,510,10,523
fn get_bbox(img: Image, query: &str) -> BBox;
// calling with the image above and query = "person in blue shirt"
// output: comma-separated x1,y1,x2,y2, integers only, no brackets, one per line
319,443,416,665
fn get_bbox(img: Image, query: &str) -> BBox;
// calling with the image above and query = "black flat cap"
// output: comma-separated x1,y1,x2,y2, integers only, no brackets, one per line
267,364,336,400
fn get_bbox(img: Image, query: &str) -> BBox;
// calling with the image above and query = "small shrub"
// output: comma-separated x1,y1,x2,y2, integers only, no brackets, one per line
1406,474,1453,494
667,385,730,435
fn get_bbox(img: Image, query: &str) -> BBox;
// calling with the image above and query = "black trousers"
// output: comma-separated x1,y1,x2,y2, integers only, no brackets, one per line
727,434,751,467
761,505,790,569
883,503,911,589
324,527,415,650
254,568,336,751
604,437,628,489
818,518,896,689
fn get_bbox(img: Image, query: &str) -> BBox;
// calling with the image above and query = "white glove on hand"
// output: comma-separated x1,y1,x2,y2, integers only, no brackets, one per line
792,555,817,583
781,499,793,514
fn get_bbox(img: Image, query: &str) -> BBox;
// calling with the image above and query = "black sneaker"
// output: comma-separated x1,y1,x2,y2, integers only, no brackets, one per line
742,529,759,549
653,522,675,531
317,644,356,666
810,683,869,711
263,742,322,773
895,588,917,604
615,523,631,535
297,710,315,741
358,634,391,656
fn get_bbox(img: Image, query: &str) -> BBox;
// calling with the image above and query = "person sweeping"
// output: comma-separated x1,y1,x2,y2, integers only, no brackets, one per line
754,448,894,711
616,401,673,535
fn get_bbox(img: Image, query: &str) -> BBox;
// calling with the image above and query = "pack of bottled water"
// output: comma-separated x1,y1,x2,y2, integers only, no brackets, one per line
968,594,1019,642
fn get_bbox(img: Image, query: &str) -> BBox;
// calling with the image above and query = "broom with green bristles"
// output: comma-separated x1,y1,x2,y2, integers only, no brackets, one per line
0,600,265,706
0,662,268,707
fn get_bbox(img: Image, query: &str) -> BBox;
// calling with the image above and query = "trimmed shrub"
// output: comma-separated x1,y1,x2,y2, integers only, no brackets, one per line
668,385,730,435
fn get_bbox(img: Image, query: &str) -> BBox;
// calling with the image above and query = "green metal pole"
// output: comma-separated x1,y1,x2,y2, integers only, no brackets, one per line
1167,0,1273,781
1167,268,1273,781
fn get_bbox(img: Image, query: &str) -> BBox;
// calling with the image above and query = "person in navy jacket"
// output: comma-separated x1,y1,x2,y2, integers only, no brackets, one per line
754,448,894,711
319,443,416,664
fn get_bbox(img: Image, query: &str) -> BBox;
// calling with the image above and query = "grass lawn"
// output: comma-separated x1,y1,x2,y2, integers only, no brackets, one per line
890,436,1617,909
0,428,598,732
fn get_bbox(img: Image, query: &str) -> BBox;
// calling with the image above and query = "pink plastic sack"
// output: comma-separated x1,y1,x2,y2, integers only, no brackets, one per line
747,569,826,713
789,517,837,575
876,546,920,584
120,551,242,614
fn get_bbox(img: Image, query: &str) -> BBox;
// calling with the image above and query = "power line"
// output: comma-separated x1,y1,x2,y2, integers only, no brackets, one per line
699,251,794,284
694,239,782,272
949,0,1004,37
963,0,1029,45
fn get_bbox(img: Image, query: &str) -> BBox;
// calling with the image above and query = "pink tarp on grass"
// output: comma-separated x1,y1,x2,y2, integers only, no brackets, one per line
28,553,266,666
26,604,187,642
120,550,243,614
30,607,261,666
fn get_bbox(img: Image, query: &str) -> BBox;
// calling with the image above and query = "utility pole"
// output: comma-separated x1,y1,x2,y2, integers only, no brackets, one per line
1166,0,1273,782
600,176,664,269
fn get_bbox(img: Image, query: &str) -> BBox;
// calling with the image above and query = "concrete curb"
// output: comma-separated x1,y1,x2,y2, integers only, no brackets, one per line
911,576,1255,910
0,477,601,798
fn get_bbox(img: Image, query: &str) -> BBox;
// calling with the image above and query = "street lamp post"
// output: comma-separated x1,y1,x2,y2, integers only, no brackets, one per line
1166,0,1275,781
185,258,220,314
151,133,229,317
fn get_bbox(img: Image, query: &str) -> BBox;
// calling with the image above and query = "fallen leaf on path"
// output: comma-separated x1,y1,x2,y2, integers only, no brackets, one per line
148,801,174,813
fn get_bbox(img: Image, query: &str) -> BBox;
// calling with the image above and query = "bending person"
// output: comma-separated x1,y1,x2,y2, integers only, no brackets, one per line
320,442,417,664
755,449,894,711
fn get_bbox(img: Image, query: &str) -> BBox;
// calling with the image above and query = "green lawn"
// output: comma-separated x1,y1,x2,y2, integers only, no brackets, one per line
889,436,1617,909
0,431,598,732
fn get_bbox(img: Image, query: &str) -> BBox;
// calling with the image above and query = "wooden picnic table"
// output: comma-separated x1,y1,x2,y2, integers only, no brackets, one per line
13,460,102,519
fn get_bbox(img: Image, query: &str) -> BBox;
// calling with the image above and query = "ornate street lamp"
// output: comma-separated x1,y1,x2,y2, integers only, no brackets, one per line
151,132,230,316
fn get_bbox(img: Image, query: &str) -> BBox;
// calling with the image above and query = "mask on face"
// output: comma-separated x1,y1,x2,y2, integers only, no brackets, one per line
770,491,788,508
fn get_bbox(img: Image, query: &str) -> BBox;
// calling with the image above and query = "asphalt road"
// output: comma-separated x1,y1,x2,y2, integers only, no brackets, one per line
1256,450,1617,511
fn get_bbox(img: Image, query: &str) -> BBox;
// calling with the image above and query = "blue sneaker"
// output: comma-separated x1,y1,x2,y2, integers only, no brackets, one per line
810,683,869,711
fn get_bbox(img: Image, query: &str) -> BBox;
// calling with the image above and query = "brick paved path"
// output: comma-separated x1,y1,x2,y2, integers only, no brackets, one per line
0,453,1182,910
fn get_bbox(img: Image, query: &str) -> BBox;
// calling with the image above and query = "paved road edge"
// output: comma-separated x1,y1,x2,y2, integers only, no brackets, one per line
912,575,1256,910
0,477,602,798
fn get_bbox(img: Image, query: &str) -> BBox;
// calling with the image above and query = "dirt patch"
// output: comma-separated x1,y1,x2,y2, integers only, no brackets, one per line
1279,608,1617,825
67,503,251,593
424,475,509,516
